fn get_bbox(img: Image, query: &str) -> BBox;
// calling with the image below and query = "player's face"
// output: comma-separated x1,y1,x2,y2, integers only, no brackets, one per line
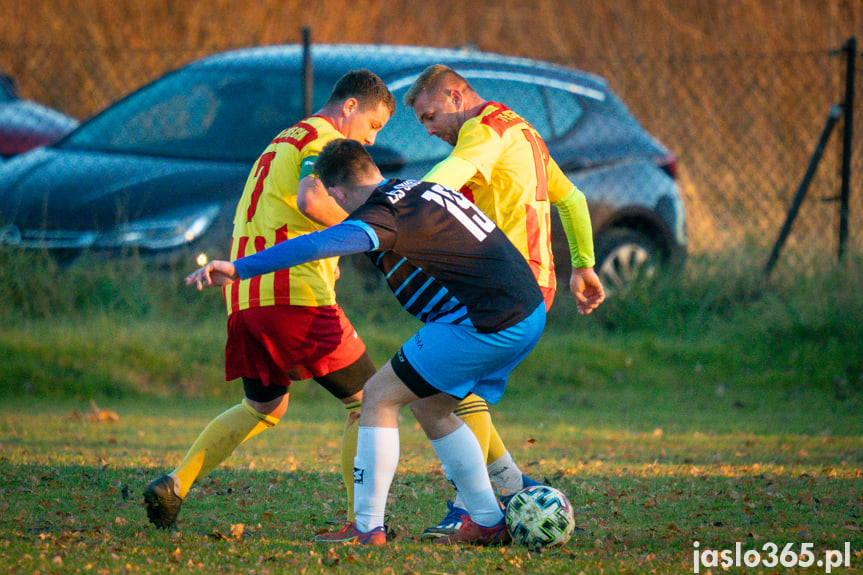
412,90,461,146
342,101,391,146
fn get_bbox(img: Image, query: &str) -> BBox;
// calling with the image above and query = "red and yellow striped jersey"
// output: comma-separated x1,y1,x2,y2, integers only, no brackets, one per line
437,102,578,305
224,116,343,314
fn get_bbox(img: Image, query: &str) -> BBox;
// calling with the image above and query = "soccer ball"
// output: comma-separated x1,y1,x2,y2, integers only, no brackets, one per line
504,485,576,550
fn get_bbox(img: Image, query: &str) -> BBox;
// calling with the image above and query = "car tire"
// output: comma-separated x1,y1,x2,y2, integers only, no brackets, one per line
594,227,662,295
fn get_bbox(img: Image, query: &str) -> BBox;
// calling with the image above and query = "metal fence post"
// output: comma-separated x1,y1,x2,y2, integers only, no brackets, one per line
302,27,313,119
765,105,843,276
839,37,856,261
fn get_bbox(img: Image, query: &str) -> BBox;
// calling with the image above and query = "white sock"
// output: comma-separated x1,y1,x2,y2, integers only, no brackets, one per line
453,490,467,510
431,424,503,527
444,468,466,511
353,426,399,532
488,451,523,496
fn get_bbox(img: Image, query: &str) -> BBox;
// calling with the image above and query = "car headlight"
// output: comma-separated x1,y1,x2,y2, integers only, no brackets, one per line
0,225,99,249
95,203,222,250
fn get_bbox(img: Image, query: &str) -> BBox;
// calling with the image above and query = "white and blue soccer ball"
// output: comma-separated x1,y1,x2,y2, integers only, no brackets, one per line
504,485,576,550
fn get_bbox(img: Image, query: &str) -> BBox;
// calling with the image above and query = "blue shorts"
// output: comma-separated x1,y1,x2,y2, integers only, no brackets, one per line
390,303,546,404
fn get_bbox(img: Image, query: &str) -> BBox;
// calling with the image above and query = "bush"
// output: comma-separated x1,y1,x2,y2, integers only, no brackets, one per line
1,247,861,400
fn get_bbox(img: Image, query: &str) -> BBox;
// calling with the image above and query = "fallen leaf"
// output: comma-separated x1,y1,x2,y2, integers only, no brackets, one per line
85,401,120,423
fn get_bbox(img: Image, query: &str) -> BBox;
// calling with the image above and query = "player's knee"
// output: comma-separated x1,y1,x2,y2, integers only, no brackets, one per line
243,396,287,424
242,377,288,419
408,402,422,417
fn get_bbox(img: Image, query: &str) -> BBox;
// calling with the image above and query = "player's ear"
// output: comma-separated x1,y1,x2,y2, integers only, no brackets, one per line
342,97,359,117
326,184,346,204
449,89,463,108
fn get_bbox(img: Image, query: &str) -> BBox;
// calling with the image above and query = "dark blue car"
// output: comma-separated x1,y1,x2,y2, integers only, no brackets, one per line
0,44,686,290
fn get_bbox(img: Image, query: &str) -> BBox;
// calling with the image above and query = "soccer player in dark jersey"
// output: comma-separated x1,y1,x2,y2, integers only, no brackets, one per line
185,138,548,546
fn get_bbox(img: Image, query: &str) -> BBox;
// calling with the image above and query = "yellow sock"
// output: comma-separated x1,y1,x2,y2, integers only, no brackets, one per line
341,400,362,521
172,399,279,498
454,394,491,462
487,424,507,465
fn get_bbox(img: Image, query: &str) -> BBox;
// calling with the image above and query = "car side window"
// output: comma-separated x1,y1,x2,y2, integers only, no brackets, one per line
541,84,582,139
468,77,584,142
467,78,552,139
371,73,586,170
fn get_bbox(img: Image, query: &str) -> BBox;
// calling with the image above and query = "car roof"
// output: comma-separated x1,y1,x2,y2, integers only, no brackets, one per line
189,43,610,95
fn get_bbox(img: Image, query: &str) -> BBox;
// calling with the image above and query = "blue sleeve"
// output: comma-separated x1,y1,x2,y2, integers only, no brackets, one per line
233,220,379,280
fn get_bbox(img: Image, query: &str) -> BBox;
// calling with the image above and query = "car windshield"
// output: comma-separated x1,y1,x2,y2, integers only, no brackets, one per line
60,68,312,162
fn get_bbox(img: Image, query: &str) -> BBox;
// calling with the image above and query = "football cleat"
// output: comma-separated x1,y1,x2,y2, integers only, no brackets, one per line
420,500,470,539
143,475,183,529
433,517,512,546
311,521,387,545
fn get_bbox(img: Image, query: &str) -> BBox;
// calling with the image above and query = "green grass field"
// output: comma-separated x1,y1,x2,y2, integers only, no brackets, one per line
1,250,862,574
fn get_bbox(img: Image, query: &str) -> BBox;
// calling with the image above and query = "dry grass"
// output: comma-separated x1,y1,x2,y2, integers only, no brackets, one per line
0,1,861,260
2,1,858,102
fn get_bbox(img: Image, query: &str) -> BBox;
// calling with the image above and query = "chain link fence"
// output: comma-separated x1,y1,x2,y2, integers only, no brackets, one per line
0,1,860,279
590,46,862,277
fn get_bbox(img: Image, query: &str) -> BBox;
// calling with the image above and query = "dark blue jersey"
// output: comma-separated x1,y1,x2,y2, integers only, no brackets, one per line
347,179,543,333
234,178,544,333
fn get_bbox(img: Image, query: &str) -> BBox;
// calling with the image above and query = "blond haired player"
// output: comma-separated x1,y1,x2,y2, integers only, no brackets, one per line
405,64,605,538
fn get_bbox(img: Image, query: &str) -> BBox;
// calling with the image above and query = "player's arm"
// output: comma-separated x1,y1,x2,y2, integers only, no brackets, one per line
554,185,595,269
295,152,348,226
296,175,349,226
185,221,378,290
424,119,501,189
423,155,479,190
548,159,605,313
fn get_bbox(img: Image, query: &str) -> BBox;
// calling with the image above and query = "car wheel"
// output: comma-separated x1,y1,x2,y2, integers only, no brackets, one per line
594,227,661,295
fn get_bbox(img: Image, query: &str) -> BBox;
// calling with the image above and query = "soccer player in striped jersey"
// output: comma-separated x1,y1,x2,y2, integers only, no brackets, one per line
143,71,395,530
404,65,605,537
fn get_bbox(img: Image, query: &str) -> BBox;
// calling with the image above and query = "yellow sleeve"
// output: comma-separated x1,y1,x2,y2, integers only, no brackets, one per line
423,155,478,191
546,155,574,203
546,155,595,267
554,185,595,268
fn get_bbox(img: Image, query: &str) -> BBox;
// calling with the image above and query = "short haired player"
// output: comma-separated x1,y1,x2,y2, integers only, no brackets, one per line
404,64,605,536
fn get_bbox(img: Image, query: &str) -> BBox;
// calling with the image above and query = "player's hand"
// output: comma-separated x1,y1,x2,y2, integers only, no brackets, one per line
569,266,605,315
185,260,237,290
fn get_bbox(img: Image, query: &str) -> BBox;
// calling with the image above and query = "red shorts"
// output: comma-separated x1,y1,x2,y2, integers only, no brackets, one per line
225,304,367,388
